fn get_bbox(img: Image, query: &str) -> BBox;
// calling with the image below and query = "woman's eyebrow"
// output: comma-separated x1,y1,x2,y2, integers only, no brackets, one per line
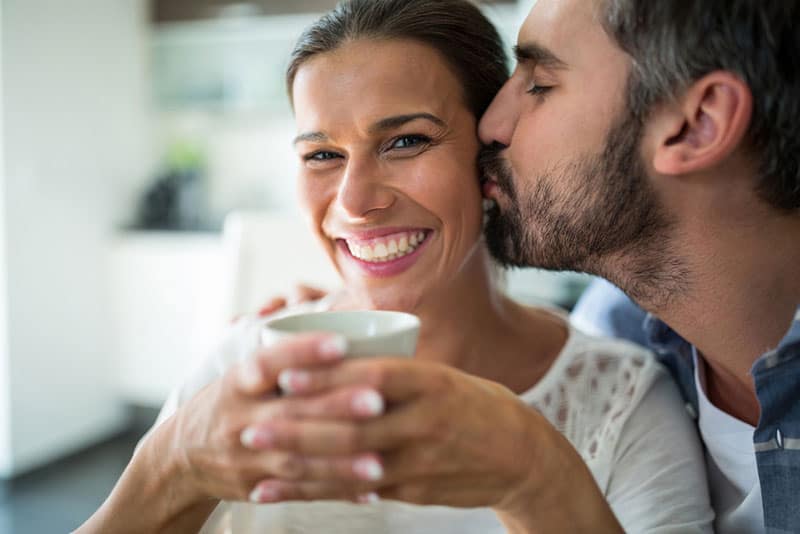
293,113,445,145
293,131,329,145
368,113,446,134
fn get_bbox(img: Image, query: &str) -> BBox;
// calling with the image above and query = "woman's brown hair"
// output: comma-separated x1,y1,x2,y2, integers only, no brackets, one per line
286,0,509,119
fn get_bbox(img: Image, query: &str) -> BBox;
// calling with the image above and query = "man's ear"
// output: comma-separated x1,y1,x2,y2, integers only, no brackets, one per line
652,71,753,176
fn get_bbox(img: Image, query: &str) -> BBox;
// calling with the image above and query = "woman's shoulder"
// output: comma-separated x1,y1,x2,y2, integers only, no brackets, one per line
522,306,661,401
521,318,667,464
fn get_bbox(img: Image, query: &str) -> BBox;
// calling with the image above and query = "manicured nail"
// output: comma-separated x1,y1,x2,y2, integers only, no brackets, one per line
352,390,384,416
240,427,274,449
319,335,348,359
357,492,380,504
239,360,262,390
249,483,280,503
278,369,310,393
353,457,384,481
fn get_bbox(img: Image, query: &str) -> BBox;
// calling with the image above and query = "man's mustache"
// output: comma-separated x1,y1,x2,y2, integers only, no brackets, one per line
478,142,515,200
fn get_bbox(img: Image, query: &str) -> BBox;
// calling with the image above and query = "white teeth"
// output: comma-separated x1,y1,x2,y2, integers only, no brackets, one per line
345,231,427,263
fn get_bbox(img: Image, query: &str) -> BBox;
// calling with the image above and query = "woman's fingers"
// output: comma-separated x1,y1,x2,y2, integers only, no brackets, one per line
249,387,385,424
241,400,423,455
257,296,288,317
277,358,441,402
234,333,347,396
248,478,374,504
250,450,385,484
288,284,328,306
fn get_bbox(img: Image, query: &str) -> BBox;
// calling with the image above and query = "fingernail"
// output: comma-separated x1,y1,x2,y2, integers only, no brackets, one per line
278,369,310,393
357,492,380,504
353,457,383,481
240,427,274,449
239,360,262,390
319,335,348,360
249,483,280,503
352,390,384,416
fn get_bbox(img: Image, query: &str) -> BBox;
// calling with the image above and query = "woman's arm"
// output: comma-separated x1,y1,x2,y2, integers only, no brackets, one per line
76,332,359,533
76,414,219,533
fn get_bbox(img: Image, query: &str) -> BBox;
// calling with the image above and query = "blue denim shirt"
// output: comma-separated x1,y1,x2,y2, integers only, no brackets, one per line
572,278,800,533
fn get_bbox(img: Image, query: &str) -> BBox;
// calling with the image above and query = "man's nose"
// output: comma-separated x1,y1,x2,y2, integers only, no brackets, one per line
335,158,395,218
478,80,517,148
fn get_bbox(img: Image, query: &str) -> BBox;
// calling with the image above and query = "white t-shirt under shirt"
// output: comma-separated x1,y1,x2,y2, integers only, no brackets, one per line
693,352,765,533
147,307,714,533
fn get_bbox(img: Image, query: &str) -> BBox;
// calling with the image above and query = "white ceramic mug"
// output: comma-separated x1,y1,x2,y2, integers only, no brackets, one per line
262,310,420,357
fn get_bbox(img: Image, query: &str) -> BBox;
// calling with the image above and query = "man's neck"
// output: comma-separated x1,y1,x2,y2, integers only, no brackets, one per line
638,211,800,425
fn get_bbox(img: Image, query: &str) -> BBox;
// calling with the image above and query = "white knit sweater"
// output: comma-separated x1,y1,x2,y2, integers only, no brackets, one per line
148,307,713,533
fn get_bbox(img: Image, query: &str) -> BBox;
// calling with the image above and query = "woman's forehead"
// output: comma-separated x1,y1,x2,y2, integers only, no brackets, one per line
292,39,466,131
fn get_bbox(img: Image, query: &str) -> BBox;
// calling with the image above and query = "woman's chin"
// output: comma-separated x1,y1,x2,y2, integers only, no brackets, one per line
344,284,424,314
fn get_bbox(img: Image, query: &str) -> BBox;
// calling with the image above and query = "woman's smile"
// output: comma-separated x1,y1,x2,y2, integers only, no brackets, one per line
335,228,433,278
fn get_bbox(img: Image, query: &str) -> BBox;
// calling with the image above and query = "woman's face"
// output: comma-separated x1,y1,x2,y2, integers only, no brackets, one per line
292,39,484,311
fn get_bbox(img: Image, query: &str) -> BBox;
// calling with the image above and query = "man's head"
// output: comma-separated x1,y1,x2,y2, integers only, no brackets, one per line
478,0,800,305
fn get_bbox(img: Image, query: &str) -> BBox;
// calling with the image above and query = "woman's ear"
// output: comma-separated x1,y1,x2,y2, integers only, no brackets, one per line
651,71,753,176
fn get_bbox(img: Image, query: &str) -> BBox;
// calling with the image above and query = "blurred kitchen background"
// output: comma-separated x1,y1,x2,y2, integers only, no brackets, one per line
0,0,588,531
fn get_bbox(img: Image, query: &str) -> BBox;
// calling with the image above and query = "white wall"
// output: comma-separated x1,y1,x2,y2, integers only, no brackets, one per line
0,0,151,477
0,0,13,477
517,0,537,20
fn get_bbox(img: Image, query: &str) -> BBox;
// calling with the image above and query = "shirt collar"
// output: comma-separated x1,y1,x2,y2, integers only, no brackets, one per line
752,306,800,373
642,313,688,354
643,306,800,370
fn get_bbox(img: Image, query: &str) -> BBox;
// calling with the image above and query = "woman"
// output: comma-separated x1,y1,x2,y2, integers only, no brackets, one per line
80,1,712,532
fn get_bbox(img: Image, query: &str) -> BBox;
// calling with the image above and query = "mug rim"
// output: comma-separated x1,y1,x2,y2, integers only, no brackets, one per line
264,309,420,341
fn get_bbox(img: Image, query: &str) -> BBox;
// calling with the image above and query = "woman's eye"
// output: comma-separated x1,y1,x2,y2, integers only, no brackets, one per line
390,135,431,150
304,151,341,162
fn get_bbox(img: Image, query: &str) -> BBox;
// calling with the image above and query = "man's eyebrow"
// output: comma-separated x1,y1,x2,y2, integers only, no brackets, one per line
293,131,329,145
368,113,446,134
513,42,567,69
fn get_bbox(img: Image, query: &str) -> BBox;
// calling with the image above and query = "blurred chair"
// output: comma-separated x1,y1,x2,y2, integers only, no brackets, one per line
222,211,340,317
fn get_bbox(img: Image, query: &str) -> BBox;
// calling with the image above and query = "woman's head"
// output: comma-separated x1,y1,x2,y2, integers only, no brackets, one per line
287,0,508,119
287,0,508,312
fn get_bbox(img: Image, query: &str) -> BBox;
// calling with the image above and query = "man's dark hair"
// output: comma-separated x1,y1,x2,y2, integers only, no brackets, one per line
286,0,509,119
602,1,800,211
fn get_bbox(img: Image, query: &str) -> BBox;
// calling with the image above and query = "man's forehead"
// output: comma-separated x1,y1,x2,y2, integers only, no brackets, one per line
518,0,609,65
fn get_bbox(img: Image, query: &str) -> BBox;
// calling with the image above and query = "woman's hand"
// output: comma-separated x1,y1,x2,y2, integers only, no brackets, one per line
77,333,382,533
256,284,329,317
240,358,623,533
166,334,381,506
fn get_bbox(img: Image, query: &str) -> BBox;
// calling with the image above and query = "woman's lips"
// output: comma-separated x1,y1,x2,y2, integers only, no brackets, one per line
338,229,432,278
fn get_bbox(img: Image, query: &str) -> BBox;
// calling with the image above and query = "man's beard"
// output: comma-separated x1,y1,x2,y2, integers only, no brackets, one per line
479,111,687,304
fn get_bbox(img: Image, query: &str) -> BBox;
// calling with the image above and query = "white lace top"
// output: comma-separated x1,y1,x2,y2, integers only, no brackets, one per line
149,306,713,533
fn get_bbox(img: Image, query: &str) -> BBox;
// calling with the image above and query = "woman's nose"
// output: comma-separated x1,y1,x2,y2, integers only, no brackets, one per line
335,158,395,218
478,80,518,148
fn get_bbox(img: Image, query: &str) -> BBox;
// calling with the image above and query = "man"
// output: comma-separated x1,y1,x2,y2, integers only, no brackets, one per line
476,1,800,532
